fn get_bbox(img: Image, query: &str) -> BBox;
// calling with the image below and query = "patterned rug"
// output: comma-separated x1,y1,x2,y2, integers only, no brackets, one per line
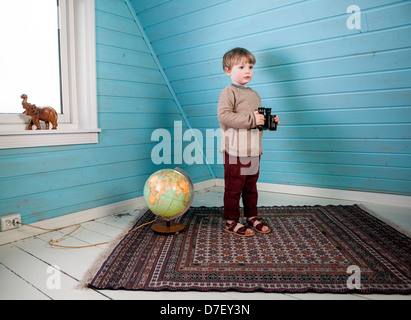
88,206,411,294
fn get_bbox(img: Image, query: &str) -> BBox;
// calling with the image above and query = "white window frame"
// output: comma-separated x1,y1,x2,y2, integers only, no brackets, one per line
0,0,100,149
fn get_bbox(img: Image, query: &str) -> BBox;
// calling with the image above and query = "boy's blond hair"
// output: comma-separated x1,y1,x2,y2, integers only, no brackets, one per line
222,47,256,71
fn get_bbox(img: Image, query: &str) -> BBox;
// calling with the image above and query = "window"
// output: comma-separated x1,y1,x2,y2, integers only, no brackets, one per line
0,0,61,115
0,0,100,149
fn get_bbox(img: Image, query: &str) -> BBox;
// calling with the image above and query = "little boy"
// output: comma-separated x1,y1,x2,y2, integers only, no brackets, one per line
217,47,279,237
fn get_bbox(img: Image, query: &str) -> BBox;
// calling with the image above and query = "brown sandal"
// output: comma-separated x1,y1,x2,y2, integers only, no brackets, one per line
225,220,255,237
247,217,271,234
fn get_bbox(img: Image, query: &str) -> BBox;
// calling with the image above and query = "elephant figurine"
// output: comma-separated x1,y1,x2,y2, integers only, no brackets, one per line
21,94,58,130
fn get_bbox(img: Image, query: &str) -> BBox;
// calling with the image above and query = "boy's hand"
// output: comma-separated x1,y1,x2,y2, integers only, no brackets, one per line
254,111,265,126
274,115,280,125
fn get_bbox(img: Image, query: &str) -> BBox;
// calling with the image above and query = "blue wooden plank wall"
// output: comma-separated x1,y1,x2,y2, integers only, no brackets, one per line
130,0,411,196
0,0,212,224
1,0,410,226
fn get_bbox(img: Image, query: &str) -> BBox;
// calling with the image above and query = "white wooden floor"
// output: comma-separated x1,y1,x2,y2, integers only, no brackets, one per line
1,186,410,300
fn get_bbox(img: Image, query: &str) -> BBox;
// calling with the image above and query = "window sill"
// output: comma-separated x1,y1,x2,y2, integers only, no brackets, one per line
0,128,101,149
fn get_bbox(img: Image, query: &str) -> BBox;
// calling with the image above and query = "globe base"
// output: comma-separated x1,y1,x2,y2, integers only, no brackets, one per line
152,221,185,235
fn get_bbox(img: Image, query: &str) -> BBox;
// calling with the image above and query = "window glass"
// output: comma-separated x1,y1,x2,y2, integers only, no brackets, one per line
0,0,61,114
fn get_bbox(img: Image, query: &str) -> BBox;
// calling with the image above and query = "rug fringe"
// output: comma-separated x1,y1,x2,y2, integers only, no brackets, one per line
76,207,149,290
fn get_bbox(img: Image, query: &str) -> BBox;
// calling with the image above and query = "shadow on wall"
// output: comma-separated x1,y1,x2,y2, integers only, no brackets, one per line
257,49,332,188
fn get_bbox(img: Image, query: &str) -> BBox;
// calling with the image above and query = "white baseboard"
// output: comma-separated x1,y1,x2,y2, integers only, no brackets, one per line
1,179,410,245
0,179,215,245
0,196,147,246
214,179,411,208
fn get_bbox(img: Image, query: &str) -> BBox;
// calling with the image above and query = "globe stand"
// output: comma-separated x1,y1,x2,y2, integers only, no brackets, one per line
152,220,184,235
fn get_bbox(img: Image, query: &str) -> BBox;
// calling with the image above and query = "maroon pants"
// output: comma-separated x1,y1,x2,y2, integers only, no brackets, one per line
223,152,260,221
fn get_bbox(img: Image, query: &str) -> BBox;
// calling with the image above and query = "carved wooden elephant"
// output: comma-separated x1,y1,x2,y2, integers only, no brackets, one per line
21,94,58,130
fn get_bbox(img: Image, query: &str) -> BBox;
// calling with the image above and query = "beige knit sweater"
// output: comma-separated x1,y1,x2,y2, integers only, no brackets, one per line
217,84,263,157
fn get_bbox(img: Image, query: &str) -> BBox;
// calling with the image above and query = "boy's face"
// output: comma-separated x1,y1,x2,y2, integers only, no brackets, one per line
224,58,254,87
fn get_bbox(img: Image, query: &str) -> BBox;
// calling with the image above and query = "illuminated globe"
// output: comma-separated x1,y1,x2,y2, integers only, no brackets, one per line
143,168,194,220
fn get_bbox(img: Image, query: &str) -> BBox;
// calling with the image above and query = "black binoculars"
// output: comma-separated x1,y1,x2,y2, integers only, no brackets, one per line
257,107,277,131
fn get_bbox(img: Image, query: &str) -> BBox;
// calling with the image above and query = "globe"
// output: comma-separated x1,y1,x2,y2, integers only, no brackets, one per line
143,168,194,234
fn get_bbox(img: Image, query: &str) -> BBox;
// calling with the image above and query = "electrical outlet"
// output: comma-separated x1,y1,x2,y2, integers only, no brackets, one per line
0,213,21,232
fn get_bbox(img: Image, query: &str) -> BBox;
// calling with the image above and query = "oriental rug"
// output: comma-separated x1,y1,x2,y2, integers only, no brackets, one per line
87,206,411,294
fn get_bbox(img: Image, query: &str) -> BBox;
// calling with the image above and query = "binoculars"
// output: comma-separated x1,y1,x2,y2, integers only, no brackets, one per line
257,107,277,131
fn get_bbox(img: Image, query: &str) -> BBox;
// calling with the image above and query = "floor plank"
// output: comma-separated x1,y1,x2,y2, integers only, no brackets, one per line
0,186,410,300
14,234,105,281
0,262,50,300
0,244,106,300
